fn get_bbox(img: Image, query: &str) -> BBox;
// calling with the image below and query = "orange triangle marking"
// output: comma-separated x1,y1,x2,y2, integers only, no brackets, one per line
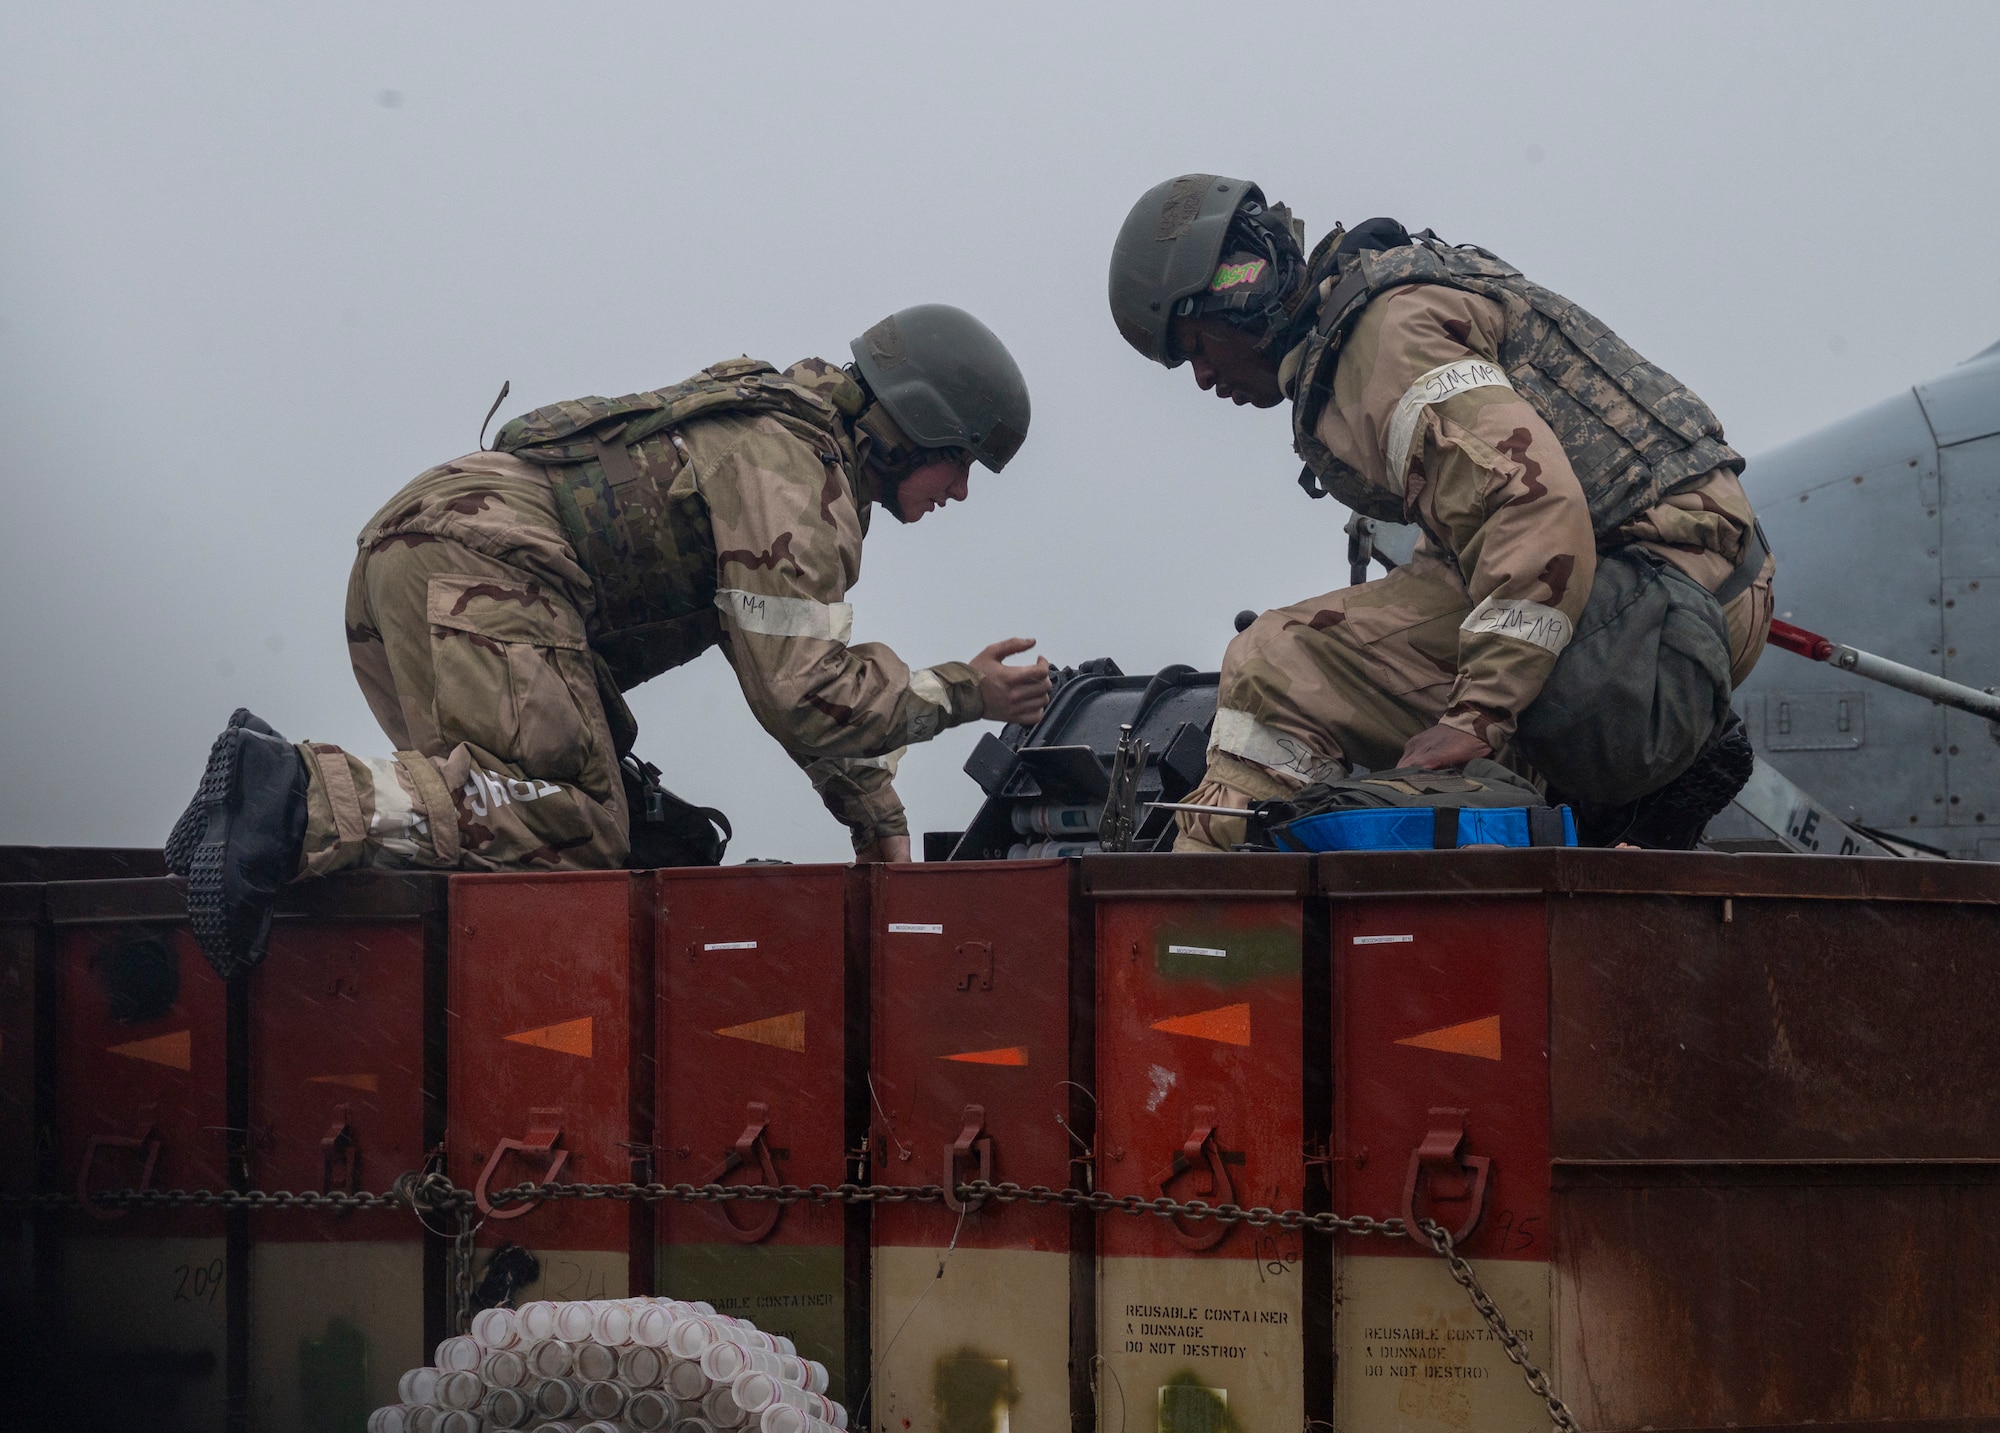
504,1016,593,1058
714,1010,807,1053
307,1072,380,1093
107,1029,193,1071
942,1045,1029,1066
1151,1003,1251,1046
1395,1014,1502,1062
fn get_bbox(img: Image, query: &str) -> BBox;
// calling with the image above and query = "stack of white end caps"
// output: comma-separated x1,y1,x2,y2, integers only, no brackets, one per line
367,1297,846,1433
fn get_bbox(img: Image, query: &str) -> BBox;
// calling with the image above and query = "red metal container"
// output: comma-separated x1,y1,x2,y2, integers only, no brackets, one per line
0,880,46,1368
245,873,446,1431
447,870,653,1305
1317,848,2000,1433
867,860,1093,1433
654,865,868,1406
48,877,235,1431
1082,853,1326,1433
1328,877,1551,1432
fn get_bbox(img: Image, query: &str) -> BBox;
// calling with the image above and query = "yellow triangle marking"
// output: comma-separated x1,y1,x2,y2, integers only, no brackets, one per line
504,1016,593,1058
307,1072,380,1093
941,1045,1028,1066
713,1010,806,1054
1151,1003,1251,1046
1395,1014,1502,1062
107,1028,193,1071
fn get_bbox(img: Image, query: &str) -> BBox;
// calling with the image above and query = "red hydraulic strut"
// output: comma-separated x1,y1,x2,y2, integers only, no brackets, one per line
1767,619,2000,722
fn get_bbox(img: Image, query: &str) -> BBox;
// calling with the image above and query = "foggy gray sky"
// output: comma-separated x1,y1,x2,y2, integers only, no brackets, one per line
4,2,1998,863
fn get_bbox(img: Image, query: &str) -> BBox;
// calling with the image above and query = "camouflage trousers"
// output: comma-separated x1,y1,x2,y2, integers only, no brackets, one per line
296,532,630,876
1175,542,1774,852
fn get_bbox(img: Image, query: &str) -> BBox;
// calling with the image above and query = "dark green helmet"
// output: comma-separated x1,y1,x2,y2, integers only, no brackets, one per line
1109,174,1302,367
849,304,1030,472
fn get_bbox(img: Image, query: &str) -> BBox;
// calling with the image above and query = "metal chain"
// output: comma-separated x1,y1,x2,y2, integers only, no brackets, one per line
10,1176,1579,1430
0,1186,429,1213
453,1210,478,1335
1416,1217,1582,1433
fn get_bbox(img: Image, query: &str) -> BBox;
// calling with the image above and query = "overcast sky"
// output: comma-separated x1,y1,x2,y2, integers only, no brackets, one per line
4,1,1998,863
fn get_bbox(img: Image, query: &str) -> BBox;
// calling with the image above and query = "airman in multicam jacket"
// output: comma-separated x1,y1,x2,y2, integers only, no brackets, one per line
1108,178,1773,850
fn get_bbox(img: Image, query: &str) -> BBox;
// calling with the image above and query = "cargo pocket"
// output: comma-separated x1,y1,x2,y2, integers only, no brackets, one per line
426,573,599,783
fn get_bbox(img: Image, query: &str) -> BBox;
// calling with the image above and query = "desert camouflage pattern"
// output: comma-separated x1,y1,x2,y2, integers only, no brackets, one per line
1178,285,1772,852
296,359,985,872
680,384,984,849
1289,235,1744,535
317,455,629,871
497,356,865,688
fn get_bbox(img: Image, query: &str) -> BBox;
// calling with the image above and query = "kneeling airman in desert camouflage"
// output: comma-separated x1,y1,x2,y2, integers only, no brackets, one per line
1109,175,1774,851
169,305,1050,974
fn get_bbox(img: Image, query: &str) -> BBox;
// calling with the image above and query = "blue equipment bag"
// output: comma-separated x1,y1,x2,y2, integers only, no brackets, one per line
1282,803,1576,852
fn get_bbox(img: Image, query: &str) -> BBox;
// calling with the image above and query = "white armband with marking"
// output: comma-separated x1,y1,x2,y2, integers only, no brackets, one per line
904,666,950,742
1209,708,1344,786
716,589,853,642
1384,357,1514,494
1460,595,1573,656
908,667,949,710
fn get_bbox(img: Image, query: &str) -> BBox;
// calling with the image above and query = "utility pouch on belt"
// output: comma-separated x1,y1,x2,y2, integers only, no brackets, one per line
1268,760,1575,852
1514,547,1736,808
620,755,732,869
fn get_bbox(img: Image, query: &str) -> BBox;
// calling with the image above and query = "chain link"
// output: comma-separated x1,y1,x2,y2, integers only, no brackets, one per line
1416,1217,1582,1433
9,1175,1580,1430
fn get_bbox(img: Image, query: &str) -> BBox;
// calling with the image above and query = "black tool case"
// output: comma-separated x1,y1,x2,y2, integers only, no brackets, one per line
943,660,1219,860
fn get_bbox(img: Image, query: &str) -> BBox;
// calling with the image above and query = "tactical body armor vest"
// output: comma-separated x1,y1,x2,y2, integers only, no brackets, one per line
1291,236,1743,541
495,358,861,689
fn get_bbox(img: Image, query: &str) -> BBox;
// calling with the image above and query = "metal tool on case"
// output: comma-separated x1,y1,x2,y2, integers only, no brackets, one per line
1097,724,1152,852
1147,799,1299,849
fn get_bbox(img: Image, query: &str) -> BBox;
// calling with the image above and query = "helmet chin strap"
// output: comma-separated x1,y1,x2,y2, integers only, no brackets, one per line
852,399,921,522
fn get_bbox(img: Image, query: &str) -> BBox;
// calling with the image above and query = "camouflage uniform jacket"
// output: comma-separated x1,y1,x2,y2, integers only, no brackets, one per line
360,358,986,849
1277,276,1763,750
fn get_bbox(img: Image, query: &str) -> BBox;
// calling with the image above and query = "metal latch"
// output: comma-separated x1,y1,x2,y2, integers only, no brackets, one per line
954,941,994,992
942,1105,993,1214
474,1106,568,1219
701,1101,784,1244
1401,1107,1491,1246
76,1122,161,1221
320,1103,358,1197
1153,1105,1237,1251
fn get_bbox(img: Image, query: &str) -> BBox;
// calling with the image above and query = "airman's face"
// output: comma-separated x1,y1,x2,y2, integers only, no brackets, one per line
895,451,973,522
1172,315,1286,409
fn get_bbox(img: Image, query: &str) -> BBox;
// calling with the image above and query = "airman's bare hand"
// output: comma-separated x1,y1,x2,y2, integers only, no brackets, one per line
971,638,1052,727
1396,722,1491,771
856,834,912,863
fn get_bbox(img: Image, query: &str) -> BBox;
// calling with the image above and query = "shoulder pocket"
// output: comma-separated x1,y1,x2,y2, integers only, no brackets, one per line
427,574,585,650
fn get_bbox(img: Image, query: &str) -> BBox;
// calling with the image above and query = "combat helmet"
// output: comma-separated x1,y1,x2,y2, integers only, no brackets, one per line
1109,173,1303,367
849,305,1030,472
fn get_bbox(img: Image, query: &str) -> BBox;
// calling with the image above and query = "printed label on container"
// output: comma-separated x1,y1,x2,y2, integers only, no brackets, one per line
887,923,944,935
702,941,758,951
1353,934,1414,945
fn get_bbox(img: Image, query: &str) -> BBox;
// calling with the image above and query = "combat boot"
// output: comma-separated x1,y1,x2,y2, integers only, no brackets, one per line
165,708,282,875
175,709,308,979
